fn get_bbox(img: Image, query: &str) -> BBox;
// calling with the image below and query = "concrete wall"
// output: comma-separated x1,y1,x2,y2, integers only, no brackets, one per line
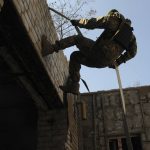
0,0,80,150
65,95,79,150
12,0,68,101
37,94,80,150
80,86,150,150
0,0,4,10
0,65,38,150
9,1,79,150
37,108,68,150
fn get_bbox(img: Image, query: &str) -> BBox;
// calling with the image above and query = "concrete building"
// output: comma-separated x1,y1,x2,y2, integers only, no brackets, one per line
0,0,78,150
79,86,150,150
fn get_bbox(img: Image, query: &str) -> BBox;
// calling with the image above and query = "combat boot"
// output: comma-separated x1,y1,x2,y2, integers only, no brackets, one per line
41,35,60,56
59,78,80,95
42,35,78,56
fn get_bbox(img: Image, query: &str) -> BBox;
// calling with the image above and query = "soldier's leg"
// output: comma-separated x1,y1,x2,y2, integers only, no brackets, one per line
59,51,81,95
41,35,77,56
41,35,94,56
75,36,95,57
55,35,95,57
60,51,97,95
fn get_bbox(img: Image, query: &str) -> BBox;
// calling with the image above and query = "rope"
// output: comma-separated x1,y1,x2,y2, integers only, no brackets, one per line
80,78,90,93
48,7,82,36
115,64,133,150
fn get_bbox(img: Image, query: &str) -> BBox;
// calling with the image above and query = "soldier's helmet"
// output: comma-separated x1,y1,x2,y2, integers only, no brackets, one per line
108,9,119,15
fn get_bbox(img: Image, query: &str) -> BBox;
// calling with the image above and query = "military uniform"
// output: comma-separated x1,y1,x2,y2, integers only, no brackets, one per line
42,9,137,95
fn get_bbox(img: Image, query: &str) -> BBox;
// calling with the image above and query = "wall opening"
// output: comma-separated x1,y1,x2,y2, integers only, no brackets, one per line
109,135,142,150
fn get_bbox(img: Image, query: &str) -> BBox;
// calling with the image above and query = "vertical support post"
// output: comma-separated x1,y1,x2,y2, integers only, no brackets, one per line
139,98,148,140
76,94,83,150
101,94,108,150
92,94,97,150
115,65,133,150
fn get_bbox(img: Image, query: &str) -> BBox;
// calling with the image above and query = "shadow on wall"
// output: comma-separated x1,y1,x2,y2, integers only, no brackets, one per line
0,65,38,150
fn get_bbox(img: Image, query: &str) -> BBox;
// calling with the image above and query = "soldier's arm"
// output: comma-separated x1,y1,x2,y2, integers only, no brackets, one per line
73,16,108,29
116,35,137,66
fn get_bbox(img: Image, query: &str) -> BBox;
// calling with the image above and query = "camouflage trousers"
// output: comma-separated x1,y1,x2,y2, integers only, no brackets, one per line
56,35,109,83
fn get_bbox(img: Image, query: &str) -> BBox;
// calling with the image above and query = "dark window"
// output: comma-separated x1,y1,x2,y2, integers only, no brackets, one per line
109,139,118,150
109,135,142,150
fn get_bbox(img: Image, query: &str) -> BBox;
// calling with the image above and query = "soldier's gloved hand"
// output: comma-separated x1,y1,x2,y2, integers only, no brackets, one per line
70,20,78,26
116,59,122,66
109,57,124,69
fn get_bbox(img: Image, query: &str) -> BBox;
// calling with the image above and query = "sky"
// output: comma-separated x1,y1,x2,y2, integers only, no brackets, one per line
48,0,150,93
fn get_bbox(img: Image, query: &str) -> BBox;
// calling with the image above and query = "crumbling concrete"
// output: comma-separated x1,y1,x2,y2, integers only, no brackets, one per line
80,86,150,150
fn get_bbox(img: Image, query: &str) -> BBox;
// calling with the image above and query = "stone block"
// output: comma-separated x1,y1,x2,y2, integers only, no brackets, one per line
145,128,150,141
128,91,139,104
21,12,29,32
109,94,119,106
126,105,135,117
22,0,29,11
105,120,114,132
141,133,147,141
18,0,25,13
124,93,130,105
96,109,102,120
100,137,105,146
103,95,109,107
147,92,150,99
143,103,150,116
133,115,142,128
13,0,22,14
114,107,123,120
127,118,134,129
98,122,104,133
143,142,150,150
144,116,150,127
25,12,32,31
134,104,141,114
105,107,115,120
96,95,101,108
114,121,123,131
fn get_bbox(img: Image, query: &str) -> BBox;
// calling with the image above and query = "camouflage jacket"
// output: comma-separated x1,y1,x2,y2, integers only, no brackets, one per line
74,12,137,65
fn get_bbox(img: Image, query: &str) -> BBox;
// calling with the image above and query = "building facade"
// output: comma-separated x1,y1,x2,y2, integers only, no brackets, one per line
79,86,150,150
0,0,78,150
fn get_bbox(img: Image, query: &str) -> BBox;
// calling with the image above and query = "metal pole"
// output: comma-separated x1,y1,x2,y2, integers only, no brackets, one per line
115,64,133,150
115,65,126,114
48,7,83,36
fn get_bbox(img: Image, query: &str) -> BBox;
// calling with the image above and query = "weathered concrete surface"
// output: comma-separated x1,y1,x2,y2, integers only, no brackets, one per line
11,0,68,102
0,1,79,150
0,0,4,11
9,1,79,150
80,86,150,150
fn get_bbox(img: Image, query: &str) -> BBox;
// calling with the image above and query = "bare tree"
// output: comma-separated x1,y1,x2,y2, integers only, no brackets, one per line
48,0,96,39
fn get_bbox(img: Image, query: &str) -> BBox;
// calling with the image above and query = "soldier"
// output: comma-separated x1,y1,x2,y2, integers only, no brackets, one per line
42,9,137,95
